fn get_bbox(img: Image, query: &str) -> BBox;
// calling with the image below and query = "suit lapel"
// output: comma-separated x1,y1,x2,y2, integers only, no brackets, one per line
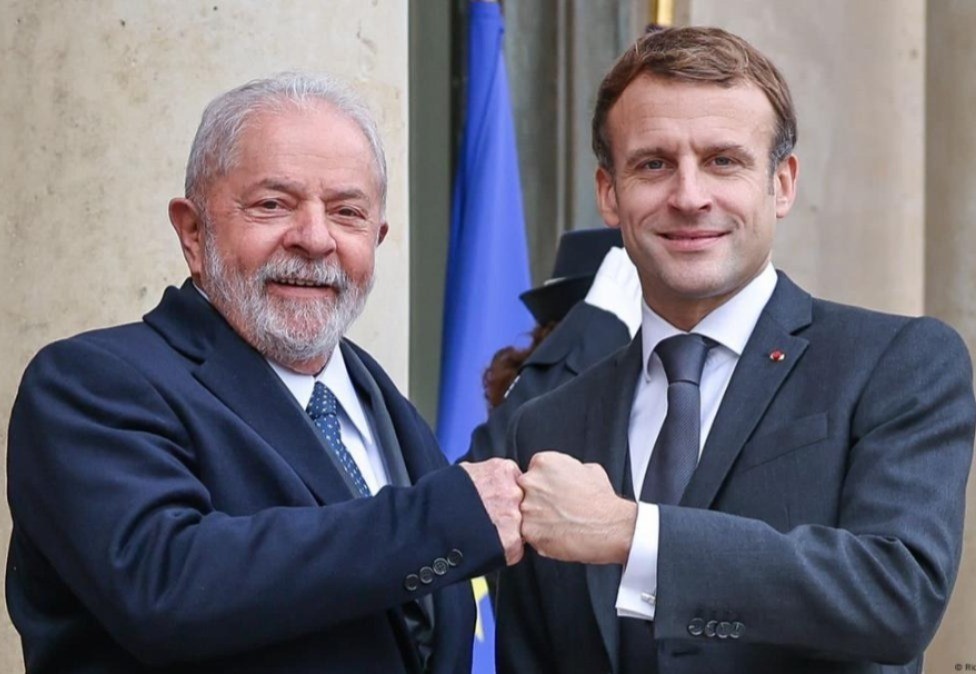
342,342,412,488
194,324,357,504
682,273,812,509
146,281,356,505
584,335,643,674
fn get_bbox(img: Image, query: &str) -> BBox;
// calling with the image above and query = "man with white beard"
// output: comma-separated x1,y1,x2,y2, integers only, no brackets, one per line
6,73,523,674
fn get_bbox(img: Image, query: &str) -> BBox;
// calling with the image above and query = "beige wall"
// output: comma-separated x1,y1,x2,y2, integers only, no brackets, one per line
0,1,408,668
924,2,976,672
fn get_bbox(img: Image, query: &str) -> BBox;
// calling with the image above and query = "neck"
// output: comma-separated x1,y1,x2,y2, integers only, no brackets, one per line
273,353,331,376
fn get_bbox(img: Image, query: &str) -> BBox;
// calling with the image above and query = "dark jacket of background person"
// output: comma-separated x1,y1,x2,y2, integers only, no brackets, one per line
462,301,630,466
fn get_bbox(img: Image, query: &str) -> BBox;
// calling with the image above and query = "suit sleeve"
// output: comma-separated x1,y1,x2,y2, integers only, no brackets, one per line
653,317,976,663
6,337,505,666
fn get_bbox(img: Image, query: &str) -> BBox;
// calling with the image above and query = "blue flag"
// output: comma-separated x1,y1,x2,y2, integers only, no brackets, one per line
437,2,533,672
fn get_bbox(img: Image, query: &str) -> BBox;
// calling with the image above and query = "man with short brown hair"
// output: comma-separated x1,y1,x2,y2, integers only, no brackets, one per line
497,27,975,674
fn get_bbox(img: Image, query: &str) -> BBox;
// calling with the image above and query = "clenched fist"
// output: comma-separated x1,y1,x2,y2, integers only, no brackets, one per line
460,459,525,565
519,451,637,565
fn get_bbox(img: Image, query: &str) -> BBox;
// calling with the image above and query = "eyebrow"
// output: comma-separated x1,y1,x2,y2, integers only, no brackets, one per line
625,143,759,166
625,146,671,164
323,187,371,202
703,143,757,161
252,179,371,203
254,177,305,193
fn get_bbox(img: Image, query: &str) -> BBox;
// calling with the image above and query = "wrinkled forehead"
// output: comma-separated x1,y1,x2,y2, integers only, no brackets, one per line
607,76,778,158
220,100,387,210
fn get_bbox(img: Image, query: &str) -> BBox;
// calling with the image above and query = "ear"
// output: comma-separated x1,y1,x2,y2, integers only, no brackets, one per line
595,166,621,228
774,154,799,219
376,221,389,246
168,198,206,281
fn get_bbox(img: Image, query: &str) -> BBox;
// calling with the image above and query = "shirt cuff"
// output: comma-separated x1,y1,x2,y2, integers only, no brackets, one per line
615,502,660,620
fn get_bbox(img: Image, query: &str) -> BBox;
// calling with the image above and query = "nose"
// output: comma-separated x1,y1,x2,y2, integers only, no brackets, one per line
667,164,712,214
282,205,337,258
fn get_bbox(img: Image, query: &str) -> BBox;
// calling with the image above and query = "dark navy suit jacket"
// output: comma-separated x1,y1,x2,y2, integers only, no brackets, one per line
6,281,504,673
497,273,976,674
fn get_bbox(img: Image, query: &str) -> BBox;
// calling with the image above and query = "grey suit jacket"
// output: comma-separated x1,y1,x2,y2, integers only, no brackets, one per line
496,272,976,674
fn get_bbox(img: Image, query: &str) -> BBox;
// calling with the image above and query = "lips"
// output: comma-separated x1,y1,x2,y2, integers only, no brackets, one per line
658,230,727,252
271,277,329,288
660,230,725,240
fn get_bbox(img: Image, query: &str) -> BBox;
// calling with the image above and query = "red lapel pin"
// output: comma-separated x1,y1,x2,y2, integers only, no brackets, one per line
769,350,786,362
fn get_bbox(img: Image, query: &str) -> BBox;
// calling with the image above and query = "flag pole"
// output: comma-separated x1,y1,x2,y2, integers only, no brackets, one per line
650,0,674,27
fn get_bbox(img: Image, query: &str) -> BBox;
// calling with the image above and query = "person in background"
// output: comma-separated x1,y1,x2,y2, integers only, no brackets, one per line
463,227,641,466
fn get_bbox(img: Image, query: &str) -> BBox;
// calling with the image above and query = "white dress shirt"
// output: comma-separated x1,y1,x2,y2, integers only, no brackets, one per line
269,345,390,494
616,264,777,620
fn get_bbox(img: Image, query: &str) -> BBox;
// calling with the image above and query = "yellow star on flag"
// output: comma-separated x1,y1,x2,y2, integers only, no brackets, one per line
471,576,490,641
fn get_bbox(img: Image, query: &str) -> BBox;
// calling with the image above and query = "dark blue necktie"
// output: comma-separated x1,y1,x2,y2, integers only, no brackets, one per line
640,333,715,505
307,382,372,498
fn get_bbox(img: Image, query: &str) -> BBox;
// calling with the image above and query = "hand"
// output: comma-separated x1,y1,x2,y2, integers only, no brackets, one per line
460,459,525,565
584,246,642,337
518,451,637,565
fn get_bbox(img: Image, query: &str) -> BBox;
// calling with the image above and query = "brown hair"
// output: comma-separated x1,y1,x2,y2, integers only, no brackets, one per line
592,26,797,174
482,323,557,410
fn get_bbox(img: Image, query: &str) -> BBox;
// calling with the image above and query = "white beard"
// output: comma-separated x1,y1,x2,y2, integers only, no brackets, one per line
201,230,371,368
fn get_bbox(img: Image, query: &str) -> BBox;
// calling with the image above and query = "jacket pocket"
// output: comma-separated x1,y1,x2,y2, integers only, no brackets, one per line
737,412,828,472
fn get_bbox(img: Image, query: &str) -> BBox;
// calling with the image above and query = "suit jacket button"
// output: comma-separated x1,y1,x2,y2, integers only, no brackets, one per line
687,618,705,637
433,558,449,575
404,574,420,592
716,621,731,639
704,620,717,638
419,566,435,584
447,549,464,567
730,621,745,639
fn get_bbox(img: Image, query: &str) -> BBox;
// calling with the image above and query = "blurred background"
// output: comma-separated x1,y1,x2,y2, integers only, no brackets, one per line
1,0,974,671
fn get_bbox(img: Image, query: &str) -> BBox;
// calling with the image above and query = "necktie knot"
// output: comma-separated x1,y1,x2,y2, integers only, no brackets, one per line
307,381,339,420
655,333,715,386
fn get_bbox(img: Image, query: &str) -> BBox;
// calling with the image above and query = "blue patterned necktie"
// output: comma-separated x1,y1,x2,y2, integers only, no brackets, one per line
640,333,716,505
307,381,372,498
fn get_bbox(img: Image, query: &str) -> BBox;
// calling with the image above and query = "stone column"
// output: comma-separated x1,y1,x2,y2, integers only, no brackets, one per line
924,1,976,671
0,1,408,667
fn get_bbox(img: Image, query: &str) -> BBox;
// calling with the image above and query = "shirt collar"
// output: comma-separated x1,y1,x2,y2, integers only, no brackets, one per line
640,264,778,378
268,343,372,441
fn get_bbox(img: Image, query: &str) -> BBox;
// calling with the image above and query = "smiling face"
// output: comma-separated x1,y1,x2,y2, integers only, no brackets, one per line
169,100,388,373
596,75,797,330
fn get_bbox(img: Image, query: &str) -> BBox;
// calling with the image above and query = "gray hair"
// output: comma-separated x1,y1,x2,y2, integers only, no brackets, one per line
184,71,388,213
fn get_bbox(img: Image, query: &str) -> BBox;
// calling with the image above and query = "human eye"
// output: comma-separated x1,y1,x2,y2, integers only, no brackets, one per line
640,158,667,171
329,204,371,229
336,205,364,218
708,149,751,171
244,196,293,220
256,198,283,210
